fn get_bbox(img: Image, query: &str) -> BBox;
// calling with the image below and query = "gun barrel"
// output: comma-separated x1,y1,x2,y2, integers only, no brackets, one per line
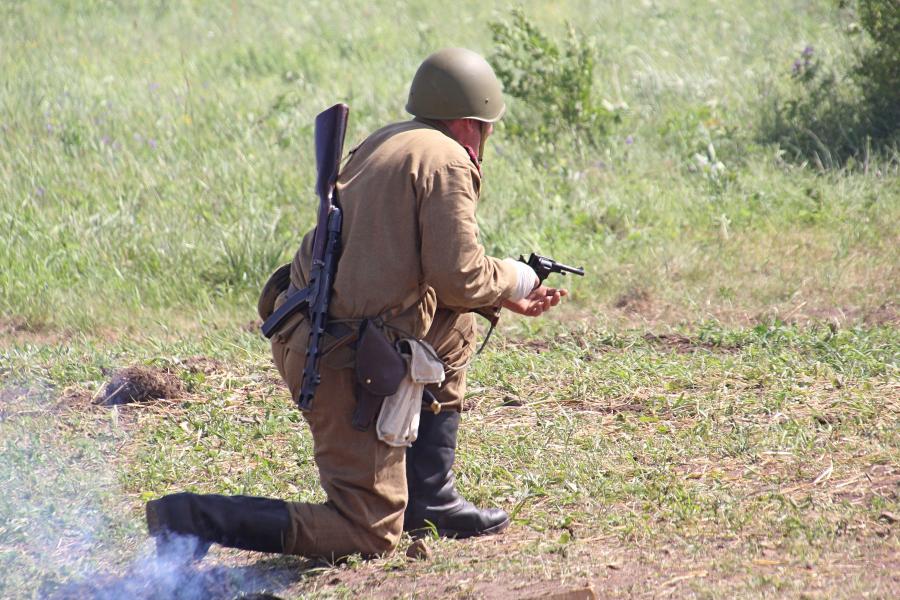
519,253,585,281
556,262,585,277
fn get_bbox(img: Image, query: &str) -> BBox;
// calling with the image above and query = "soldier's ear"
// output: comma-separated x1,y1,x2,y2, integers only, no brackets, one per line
476,121,491,163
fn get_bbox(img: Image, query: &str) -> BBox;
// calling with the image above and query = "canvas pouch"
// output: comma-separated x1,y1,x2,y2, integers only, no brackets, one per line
376,339,445,447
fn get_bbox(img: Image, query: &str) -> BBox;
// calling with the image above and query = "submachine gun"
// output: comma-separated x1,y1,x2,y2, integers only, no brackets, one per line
260,103,349,412
297,103,349,412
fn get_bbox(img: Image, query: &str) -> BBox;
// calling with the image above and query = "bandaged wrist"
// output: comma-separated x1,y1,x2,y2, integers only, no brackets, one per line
504,258,539,301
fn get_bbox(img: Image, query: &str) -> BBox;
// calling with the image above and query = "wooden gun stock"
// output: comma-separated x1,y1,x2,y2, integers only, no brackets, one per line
310,103,350,260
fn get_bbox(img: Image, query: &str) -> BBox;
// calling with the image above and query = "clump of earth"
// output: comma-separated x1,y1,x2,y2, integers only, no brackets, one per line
97,365,182,406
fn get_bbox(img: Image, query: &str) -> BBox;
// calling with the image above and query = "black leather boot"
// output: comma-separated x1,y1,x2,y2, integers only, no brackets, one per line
145,493,291,560
404,409,509,538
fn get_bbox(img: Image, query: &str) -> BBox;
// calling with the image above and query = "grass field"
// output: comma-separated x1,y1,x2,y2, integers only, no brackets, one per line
1,0,897,598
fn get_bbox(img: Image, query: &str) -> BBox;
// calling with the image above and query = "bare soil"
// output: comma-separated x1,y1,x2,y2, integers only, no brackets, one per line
98,366,182,406
193,529,899,599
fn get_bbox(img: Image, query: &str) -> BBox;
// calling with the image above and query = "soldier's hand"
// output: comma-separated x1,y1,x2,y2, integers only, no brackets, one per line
501,286,567,317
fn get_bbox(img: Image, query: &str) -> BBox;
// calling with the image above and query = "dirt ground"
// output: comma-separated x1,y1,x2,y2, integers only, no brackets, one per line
191,527,899,599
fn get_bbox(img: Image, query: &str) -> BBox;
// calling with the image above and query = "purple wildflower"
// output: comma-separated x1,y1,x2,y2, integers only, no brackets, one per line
148,138,158,150
45,123,54,133
792,59,803,75
625,135,634,145
35,186,45,197
802,45,814,58
101,135,111,146
148,82,160,93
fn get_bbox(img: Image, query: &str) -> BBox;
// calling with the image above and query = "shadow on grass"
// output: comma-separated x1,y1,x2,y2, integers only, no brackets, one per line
760,87,899,169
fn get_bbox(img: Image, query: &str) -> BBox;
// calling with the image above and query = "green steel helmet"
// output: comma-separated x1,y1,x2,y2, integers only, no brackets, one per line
406,48,506,123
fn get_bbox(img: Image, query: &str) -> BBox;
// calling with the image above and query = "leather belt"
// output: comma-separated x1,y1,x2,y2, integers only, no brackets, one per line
261,284,354,341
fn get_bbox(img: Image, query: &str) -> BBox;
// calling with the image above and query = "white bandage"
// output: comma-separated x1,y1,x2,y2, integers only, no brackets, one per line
504,258,539,301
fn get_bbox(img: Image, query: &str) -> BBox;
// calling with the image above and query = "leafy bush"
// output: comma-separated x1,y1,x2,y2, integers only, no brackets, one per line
853,0,900,139
762,45,859,167
488,9,620,152
764,0,899,166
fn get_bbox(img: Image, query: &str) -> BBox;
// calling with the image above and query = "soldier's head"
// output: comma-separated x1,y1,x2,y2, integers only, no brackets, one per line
406,48,505,161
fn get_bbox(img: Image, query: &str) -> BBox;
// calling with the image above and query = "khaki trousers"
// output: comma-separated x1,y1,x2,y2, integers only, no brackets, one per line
271,308,477,557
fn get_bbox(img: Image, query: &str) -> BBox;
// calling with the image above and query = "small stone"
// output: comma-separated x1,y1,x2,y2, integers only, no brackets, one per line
406,539,431,561
879,511,898,524
524,585,598,600
501,395,524,407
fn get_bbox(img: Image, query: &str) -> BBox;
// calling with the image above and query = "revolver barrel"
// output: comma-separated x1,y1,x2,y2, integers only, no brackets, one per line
519,253,585,282
555,262,585,277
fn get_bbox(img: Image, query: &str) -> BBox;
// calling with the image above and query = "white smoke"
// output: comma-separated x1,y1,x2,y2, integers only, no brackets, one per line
50,536,211,599
0,383,297,599
49,535,297,599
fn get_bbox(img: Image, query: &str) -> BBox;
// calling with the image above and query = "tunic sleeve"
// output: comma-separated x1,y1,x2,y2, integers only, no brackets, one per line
418,161,518,308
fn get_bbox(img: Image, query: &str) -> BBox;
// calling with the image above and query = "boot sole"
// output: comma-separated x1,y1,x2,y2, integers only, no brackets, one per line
411,517,511,540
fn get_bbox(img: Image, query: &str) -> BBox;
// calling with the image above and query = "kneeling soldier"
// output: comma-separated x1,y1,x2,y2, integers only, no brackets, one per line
146,47,565,560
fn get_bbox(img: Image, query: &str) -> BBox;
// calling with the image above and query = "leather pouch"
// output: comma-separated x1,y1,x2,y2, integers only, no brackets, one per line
352,320,407,431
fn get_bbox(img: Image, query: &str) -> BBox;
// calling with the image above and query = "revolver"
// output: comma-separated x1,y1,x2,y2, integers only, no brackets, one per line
518,253,585,283
469,253,584,351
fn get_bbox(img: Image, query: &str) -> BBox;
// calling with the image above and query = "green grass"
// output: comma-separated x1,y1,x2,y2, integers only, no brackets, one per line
1,0,898,598
1,323,897,597
1,0,897,331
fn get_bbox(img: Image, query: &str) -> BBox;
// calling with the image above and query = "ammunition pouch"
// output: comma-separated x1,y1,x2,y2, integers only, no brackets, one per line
352,319,407,431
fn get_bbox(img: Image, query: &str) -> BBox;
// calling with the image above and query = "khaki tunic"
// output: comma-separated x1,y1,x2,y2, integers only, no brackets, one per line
271,120,517,558
287,120,517,342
